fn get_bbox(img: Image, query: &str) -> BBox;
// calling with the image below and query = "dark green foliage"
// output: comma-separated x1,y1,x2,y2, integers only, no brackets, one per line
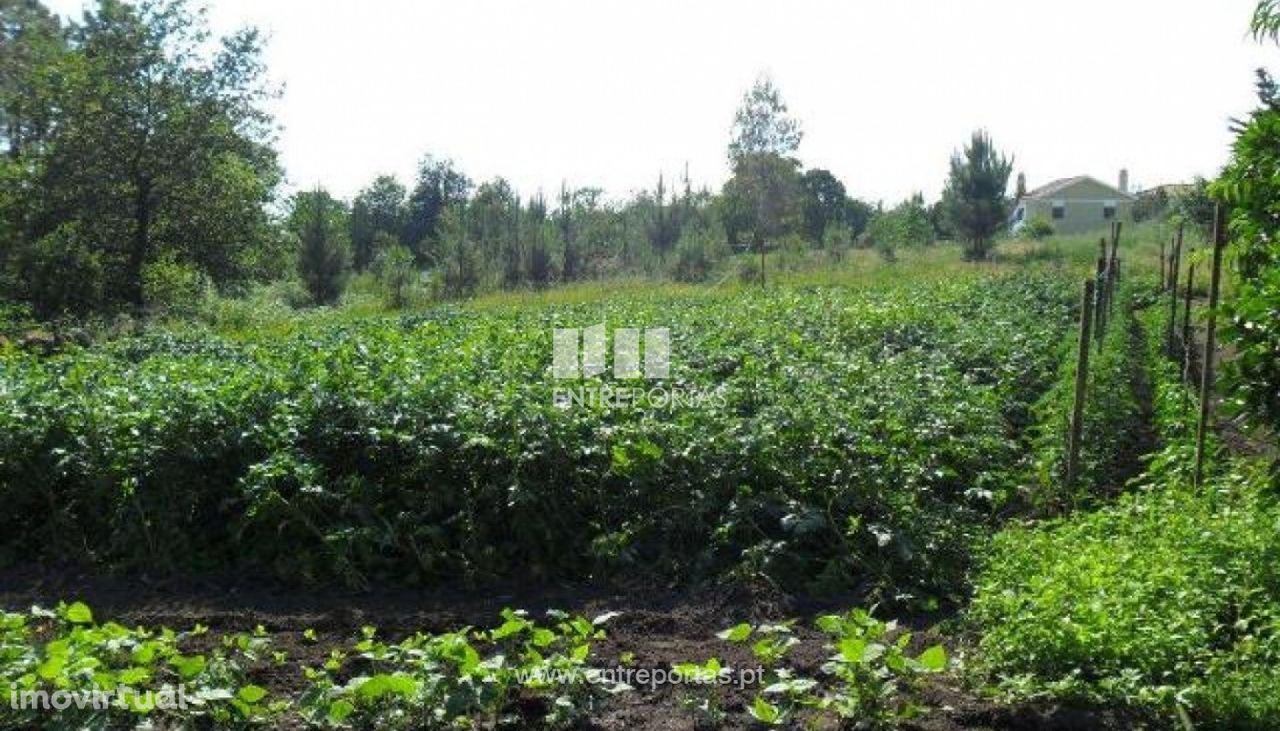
721,152,804,253
403,155,471,263
1213,71,1280,433
0,274,1073,599
375,242,416,309
1172,177,1215,239
859,196,933,261
671,221,728,282
942,130,1014,261
295,189,350,306
350,175,406,272
800,168,866,243
1,0,280,315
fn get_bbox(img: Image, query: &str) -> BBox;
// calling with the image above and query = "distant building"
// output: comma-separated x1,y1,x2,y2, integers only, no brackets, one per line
1010,170,1135,235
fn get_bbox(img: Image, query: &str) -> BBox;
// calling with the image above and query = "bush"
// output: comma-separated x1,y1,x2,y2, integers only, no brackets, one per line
142,255,214,318
1022,216,1055,240
671,223,728,283
376,243,419,309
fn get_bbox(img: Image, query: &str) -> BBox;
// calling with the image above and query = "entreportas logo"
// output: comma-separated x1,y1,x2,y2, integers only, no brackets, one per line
550,324,725,411
553,324,669,380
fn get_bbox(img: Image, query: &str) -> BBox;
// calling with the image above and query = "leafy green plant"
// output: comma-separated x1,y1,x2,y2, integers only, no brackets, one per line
0,273,1074,601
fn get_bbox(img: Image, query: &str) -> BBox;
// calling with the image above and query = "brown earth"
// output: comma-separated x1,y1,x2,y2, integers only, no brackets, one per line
0,566,1154,730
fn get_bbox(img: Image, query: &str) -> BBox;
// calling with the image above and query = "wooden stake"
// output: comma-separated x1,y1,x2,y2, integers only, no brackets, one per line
1066,279,1096,492
1181,258,1196,383
1166,226,1184,355
1194,206,1227,488
1162,236,1172,291
1095,255,1108,347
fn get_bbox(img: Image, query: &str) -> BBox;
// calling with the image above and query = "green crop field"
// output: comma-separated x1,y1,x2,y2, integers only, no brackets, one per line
0,235,1277,730
3,1,1279,727
1,268,1074,597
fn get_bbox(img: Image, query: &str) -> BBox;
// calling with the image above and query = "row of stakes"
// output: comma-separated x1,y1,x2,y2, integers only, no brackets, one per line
1064,206,1228,492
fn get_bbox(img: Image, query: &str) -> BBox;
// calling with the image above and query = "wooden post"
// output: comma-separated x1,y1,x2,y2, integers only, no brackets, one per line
1166,226,1183,355
1193,206,1227,488
1160,238,1167,291
1110,222,1121,268
1181,257,1196,383
1108,222,1121,314
1095,254,1108,347
1066,279,1096,492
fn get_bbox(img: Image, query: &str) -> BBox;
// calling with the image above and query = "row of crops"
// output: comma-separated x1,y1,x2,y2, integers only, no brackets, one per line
0,272,1077,601
0,601,947,730
969,288,1280,729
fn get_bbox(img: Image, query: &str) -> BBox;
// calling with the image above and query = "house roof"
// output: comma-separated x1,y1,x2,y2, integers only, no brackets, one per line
1022,175,1134,201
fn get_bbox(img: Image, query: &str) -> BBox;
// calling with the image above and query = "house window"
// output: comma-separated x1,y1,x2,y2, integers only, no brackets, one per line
1103,201,1117,219
1051,201,1065,220
1014,206,1025,222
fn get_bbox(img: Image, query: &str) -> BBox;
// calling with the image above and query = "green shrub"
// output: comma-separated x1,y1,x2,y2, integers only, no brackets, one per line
375,243,419,309
671,223,728,282
1022,216,1055,240
142,255,214,318
970,457,1280,728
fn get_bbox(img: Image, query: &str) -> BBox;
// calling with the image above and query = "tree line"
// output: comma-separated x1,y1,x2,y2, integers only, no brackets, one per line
1,0,1015,317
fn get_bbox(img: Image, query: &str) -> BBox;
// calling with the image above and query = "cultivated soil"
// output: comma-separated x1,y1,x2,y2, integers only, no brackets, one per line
0,566,1155,730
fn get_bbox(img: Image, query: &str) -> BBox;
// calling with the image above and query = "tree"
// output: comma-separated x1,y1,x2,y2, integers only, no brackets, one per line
860,196,934,260
0,0,65,160
404,155,470,263
376,240,416,309
647,174,678,262
1211,6,1280,431
727,75,803,162
941,130,1013,261
2,0,279,314
1172,177,1215,240
525,193,554,288
722,153,803,272
294,189,349,306
437,207,480,297
350,174,405,272
558,182,580,281
801,168,850,243
723,77,805,284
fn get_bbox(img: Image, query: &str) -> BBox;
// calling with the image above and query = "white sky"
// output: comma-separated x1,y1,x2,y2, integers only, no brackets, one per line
47,0,1277,204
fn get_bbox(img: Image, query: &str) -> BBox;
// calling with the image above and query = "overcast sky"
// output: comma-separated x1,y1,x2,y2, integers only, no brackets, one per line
46,0,1278,204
